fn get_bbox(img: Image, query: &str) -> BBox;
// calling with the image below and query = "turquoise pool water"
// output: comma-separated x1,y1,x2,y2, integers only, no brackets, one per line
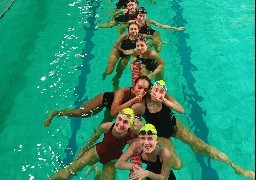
0,0,254,179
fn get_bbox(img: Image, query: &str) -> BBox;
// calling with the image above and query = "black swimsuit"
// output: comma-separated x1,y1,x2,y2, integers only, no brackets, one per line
102,88,132,109
137,50,159,72
140,147,176,180
119,35,136,57
139,24,156,35
144,97,177,138
114,10,137,22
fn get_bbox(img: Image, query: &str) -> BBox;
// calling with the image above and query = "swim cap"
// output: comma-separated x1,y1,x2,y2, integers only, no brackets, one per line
139,123,157,139
153,80,167,92
119,108,135,126
137,7,147,14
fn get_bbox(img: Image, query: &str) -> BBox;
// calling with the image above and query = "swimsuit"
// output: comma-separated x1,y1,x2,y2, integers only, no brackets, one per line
96,123,132,164
137,50,159,72
140,147,176,180
102,88,132,109
139,24,156,35
119,35,136,57
144,97,177,138
114,10,137,22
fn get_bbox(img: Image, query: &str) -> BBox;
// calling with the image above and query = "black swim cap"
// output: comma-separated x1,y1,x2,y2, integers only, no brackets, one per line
137,7,147,14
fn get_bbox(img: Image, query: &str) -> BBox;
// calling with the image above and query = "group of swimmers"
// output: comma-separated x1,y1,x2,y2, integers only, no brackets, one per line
44,0,255,179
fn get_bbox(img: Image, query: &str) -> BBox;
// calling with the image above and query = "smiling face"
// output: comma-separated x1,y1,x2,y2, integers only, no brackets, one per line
135,40,147,55
115,114,131,133
139,134,157,153
136,13,146,24
132,78,150,97
127,2,137,12
150,85,166,101
129,24,139,37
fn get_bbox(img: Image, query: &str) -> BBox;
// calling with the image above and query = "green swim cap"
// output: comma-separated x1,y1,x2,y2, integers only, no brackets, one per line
139,123,158,139
153,80,167,92
119,108,135,126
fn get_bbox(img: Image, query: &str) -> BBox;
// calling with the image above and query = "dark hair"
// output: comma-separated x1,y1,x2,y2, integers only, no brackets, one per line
137,7,147,14
134,76,151,89
128,22,139,29
127,0,137,4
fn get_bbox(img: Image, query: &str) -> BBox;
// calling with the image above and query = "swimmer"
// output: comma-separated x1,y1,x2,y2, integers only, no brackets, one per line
98,0,138,34
43,76,151,127
132,80,255,179
130,36,165,81
115,124,176,180
48,108,137,180
119,7,185,52
110,0,139,9
103,23,150,79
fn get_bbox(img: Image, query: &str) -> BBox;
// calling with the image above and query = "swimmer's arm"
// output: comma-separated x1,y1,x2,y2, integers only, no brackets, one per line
111,9,126,19
149,19,185,31
111,89,138,117
114,34,128,52
163,94,185,114
79,122,113,152
158,148,172,180
149,51,165,78
141,33,153,40
131,102,145,118
115,142,140,170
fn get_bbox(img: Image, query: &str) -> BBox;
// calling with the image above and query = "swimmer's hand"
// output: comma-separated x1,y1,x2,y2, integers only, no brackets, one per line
132,94,143,104
43,119,51,127
124,50,134,55
175,26,185,31
150,91,164,102
43,111,59,127
130,165,148,180
97,22,106,28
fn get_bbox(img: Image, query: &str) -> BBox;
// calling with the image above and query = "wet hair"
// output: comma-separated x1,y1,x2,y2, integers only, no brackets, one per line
137,7,147,14
128,22,139,30
136,35,147,43
126,0,137,4
134,76,151,89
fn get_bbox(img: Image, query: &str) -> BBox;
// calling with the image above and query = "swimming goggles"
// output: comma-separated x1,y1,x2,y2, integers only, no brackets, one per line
139,130,157,136
153,81,168,92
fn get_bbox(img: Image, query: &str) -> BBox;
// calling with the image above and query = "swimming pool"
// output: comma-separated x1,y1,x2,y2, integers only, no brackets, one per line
0,0,254,179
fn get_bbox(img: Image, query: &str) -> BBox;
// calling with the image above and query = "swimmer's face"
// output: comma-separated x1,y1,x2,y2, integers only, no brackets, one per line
115,114,131,133
139,134,157,153
129,24,139,36
133,79,150,97
150,85,166,101
136,40,147,55
127,2,137,12
137,14,146,23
